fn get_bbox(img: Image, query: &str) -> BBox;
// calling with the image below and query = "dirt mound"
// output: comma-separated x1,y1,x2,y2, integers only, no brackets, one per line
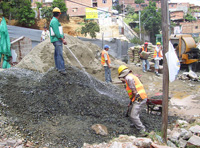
16,34,102,73
0,67,177,147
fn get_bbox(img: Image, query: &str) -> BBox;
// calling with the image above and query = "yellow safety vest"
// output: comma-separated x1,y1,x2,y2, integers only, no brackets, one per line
125,73,147,102
101,50,111,65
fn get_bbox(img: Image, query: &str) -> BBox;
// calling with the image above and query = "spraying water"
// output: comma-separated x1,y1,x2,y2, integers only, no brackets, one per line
65,45,123,100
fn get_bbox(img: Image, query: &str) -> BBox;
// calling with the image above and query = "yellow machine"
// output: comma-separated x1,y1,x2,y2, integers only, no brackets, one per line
170,34,200,71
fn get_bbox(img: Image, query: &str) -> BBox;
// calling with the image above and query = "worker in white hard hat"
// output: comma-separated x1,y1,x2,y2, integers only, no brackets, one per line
50,7,67,75
118,65,147,135
153,42,163,76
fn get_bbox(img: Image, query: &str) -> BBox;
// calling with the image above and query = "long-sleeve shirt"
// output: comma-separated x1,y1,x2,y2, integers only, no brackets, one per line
49,17,64,43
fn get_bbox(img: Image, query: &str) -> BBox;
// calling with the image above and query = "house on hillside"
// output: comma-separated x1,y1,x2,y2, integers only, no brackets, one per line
180,20,200,35
190,5,200,19
31,0,112,17
65,0,112,17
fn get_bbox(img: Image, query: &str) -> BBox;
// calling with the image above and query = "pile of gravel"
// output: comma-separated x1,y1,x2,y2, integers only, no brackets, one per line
0,66,177,147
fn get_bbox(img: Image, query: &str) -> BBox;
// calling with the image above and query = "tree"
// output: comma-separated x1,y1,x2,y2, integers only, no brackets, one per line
15,0,35,27
35,2,42,19
184,13,196,22
113,4,123,14
81,21,100,39
52,0,67,13
141,1,162,44
41,0,68,28
0,0,35,27
135,0,144,4
41,6,53,27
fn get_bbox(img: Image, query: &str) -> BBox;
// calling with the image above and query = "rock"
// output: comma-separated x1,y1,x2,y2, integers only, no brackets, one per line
167,140,177,148
178,138,187,148
179,128,188,137
169,129,181,143
91,124,108,136
187,135,200,147
182,131,193,140
189,125,200,134
176,120,189,127
6,139,17,147
109,141,137,148
133,137,152,147
0,141,7,147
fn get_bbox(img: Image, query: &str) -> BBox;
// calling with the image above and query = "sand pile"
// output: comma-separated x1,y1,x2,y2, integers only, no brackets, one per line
16,34,103,73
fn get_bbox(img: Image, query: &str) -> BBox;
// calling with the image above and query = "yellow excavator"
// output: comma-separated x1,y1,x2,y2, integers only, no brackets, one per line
170,34,200,71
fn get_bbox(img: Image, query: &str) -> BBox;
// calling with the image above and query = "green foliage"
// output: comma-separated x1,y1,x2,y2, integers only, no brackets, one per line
113,4,123,14
1,0,35,27
52,0,67,13
125,5,135,15
124,13,138,25
184,13,196,22
130,37,143,45
35,2,42,9
41,6,53,27
15,0,35,27
135,0,144,4
141,1,162,44
81,21,100,39
0,0,17,18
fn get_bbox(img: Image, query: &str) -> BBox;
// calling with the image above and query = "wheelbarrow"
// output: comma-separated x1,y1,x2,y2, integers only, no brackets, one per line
146,93,171,114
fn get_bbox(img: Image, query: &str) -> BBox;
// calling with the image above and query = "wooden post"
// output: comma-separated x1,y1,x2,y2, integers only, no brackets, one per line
161,0,169,144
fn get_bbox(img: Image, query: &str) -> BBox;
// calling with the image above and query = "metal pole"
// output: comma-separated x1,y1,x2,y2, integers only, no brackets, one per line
161,0,169,144
139,9,141,40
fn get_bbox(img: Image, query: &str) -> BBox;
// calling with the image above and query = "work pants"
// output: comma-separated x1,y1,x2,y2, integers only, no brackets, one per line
53,41,66,72
104,66,112,83
130,98,147,131
142,59,150,72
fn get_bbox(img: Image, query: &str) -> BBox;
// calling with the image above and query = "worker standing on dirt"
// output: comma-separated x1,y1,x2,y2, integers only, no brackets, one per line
41,26,50,42
50,7,67,75
118,65,147,134
139,42,150,73
101,45,112,83
153,42,163,76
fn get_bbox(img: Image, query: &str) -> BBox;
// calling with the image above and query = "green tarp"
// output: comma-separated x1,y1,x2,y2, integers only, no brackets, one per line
0,17,11,69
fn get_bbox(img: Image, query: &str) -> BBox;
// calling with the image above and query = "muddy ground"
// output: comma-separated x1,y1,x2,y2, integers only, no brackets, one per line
0,66,178,148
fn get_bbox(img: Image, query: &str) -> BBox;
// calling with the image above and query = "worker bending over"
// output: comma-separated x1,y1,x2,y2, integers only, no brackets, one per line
153,42,163,76
101,45,112,83
118,65,147,134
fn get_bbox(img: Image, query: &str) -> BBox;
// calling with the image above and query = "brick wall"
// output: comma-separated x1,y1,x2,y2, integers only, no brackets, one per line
180,20,200,34
10,37,32,64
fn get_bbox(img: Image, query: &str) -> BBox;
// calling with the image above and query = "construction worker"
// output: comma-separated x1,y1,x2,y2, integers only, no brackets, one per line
50,7,67,75
41,26,50,42
139,42,150,72
153,42,163,76
118,65,147,134
101,45,112,83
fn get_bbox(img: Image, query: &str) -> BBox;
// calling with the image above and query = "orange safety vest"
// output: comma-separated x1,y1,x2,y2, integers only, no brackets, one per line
125,73,147,102
142,47,148,52
101,50,111,65
153,48,162,58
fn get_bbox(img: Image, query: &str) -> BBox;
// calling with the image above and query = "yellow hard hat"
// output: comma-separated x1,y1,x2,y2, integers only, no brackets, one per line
53,7,61,13
118,65,128,76
157,42,161,45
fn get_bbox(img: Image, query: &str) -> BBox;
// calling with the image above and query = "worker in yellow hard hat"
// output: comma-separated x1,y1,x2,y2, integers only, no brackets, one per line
118,65,147,135
50,7,67,75
153,42,163,76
